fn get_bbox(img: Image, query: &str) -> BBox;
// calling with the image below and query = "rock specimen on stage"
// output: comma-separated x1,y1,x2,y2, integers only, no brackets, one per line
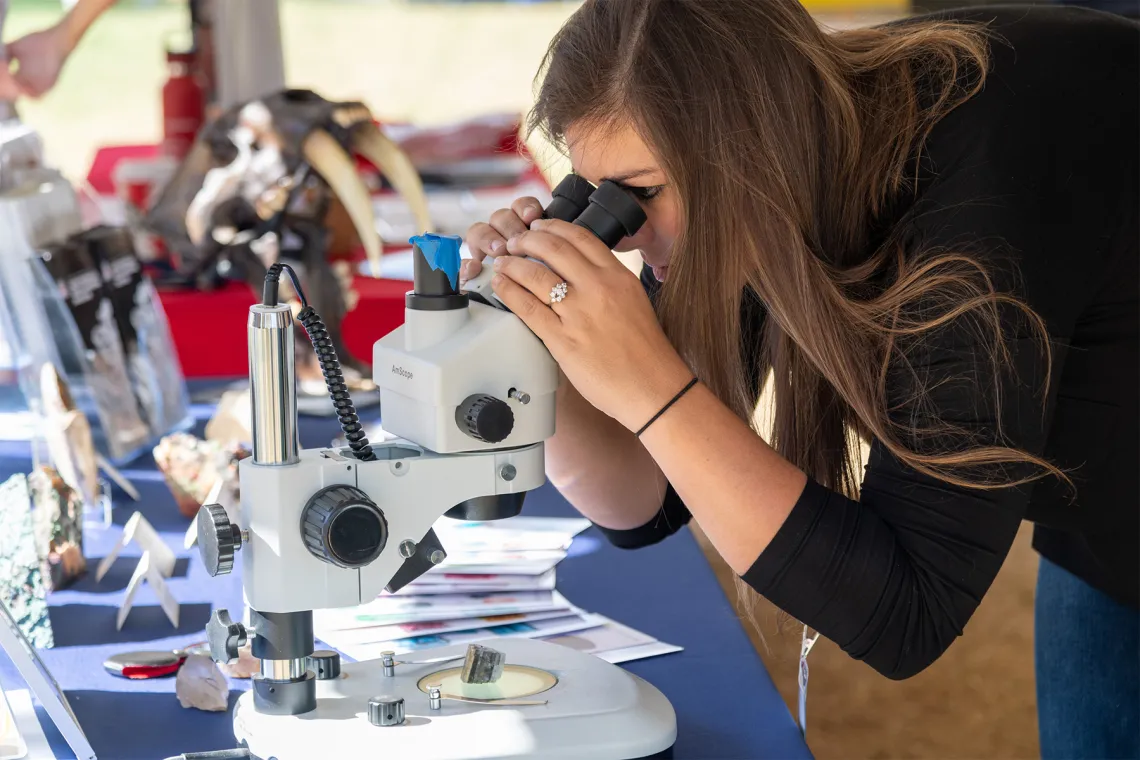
29,467,86,591
461,644,505,684
153,433,250,519
0,474,54,648
175,654,230,712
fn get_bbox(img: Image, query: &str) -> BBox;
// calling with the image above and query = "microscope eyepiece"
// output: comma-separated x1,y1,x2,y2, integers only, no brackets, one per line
543,173,595,223
573,181,648,249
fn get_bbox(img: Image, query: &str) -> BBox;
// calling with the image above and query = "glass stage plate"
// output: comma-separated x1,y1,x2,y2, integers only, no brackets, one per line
417,664,557,701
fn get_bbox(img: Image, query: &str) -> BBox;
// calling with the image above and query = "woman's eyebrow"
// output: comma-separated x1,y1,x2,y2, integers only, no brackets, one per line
602,167,658,183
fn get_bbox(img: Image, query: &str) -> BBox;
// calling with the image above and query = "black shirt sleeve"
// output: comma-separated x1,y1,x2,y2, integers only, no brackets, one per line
742,321,1050,679
591,485,694,549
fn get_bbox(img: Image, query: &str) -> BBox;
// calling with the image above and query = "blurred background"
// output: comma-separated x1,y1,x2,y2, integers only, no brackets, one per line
4,0,1075,757
8,0,911,186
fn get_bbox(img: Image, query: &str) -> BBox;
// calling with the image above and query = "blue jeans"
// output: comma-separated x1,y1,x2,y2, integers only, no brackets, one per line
1036,557,1140,759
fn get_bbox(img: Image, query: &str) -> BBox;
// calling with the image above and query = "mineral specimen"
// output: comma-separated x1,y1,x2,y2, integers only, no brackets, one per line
153,433,250,519
175,654,229,712
0,475,53,648
460,644,505,684
29,467,86,591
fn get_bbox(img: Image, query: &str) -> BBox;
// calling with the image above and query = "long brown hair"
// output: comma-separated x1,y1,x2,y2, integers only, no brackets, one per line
528,0,1063,502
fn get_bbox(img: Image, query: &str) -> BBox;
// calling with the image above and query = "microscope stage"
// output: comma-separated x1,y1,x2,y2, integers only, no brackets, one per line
233,637,676,760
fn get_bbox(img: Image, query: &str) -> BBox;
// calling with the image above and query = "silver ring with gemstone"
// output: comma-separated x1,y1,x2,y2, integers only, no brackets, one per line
549,281,568,304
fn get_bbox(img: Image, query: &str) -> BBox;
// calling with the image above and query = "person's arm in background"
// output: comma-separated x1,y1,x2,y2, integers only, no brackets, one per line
0,0,119,99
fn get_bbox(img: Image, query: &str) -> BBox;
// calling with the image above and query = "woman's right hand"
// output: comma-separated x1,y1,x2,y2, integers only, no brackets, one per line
460,196,545,285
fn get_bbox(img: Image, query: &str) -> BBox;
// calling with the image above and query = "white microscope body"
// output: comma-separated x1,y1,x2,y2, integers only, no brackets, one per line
236,274,556,614
197,182,677,759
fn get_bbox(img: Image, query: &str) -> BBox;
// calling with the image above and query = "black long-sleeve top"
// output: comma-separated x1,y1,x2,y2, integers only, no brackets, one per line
596,6,1140,679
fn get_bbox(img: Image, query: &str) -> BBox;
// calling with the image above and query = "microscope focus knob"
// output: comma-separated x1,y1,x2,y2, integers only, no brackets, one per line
307,650,342,680
198,503,241,577
455,394,514,444
206,609,247,664
368,695,405,727
301,485,388,569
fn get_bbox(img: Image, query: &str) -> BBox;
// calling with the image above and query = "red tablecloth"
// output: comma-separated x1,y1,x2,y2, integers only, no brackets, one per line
159,275,411,377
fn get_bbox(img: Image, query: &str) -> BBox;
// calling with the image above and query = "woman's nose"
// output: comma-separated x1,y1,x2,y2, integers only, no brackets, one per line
613,224,655,253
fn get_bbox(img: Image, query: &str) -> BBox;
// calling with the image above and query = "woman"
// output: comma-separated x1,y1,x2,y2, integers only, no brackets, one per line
463,2,1138,756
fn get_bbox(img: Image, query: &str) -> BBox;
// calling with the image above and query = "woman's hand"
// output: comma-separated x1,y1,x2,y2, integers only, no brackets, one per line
460,196,545,285
490,218,693,433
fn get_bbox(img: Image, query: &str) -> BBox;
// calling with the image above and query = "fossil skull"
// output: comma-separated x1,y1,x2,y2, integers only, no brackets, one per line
185,89,432,275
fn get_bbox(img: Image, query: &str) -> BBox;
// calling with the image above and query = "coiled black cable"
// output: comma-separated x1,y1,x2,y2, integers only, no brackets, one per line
263,262,376,461
295,304,376,461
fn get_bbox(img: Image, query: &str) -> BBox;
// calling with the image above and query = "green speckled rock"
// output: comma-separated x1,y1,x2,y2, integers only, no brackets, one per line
0,474,54,649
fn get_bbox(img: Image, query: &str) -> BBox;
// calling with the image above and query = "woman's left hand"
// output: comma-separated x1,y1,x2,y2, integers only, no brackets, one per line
490,218,694,432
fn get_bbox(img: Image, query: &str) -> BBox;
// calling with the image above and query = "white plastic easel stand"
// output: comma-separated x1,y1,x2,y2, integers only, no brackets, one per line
116,552,180,631
96,511,181,630
182,478,225,551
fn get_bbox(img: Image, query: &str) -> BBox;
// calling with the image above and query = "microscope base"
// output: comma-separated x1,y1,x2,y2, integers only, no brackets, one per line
233,637,677,759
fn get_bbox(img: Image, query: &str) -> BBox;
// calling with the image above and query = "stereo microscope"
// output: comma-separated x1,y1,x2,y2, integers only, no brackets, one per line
195,175,678,759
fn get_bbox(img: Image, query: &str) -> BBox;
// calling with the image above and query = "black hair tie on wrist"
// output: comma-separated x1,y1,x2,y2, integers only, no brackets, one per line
636,377,699,437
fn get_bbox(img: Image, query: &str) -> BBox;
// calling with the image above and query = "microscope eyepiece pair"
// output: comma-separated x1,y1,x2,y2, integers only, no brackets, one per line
407,174,648,313
544,173,648,249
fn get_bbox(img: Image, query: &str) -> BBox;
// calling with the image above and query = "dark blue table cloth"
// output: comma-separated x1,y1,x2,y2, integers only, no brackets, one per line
0,393,812,760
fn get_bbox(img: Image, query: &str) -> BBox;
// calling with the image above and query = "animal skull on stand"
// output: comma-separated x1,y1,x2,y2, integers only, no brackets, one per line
147,88,432,384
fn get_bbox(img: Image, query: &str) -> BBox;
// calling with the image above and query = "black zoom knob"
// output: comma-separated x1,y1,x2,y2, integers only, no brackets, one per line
300,485,388,569
455,394,514,444
198,503,241,576
207,609,247,664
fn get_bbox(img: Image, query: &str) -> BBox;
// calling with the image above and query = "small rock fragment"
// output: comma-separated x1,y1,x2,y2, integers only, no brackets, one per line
175,654,229,712
460,644,505,684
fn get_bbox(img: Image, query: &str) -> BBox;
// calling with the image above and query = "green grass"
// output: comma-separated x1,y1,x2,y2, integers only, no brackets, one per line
7,0,582,184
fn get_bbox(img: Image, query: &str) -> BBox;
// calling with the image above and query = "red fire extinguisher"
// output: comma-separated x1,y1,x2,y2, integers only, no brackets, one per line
161,47,205,161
